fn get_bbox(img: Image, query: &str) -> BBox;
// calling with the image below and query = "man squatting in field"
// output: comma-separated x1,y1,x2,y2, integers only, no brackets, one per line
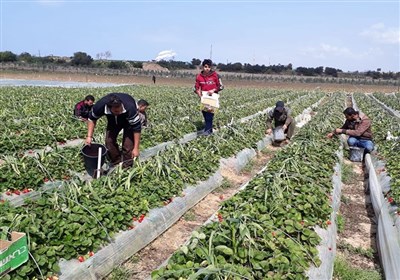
85,93,142,168
74,95,95,121
265,101,295,144
327,107,374,153
194,59,224,136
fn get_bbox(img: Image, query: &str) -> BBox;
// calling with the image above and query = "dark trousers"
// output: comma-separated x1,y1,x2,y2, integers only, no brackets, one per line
202,111,214,133
105,125,135,168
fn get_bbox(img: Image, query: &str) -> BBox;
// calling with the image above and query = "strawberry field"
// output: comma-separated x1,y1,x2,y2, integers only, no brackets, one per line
0,84,399,279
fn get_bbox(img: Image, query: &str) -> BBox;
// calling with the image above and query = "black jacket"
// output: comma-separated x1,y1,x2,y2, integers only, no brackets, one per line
89,93,141,132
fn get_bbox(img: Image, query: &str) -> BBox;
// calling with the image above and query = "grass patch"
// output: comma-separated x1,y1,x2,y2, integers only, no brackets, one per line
107,256,139,280
337,241,375,259
241,158,256,173
214,179,232,192
336,214,345,233
342,162,357,184
334,256,382,280
183,209,196,221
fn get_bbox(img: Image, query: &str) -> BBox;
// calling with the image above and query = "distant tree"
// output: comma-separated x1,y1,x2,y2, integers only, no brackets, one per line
18,52,34,63
129,61,143,68
366,71,381,79
315,66,324,75
71,52,93,66
191,58,201,66
0,51,17,62
325,67,338,77
108,60,127,69
104,51,112,60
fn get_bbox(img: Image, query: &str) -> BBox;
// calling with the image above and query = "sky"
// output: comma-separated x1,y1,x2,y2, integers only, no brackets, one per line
1,0,399,72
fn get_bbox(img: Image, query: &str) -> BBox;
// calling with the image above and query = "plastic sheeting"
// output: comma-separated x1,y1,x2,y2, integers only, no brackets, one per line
353,94,400,278
307,147,343,280
369,94,400,119
365,154,400,279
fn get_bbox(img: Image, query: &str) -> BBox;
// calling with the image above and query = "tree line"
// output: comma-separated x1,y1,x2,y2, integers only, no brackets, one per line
1,50,399,81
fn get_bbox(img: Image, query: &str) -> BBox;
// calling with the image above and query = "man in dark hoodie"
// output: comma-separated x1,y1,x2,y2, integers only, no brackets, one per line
85,93,141,168
266,101,295,144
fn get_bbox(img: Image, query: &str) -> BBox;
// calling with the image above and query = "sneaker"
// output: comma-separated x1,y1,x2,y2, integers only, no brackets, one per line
202,131,213,136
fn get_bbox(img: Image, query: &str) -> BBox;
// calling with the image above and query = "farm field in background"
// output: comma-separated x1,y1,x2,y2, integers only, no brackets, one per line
0,77,399,279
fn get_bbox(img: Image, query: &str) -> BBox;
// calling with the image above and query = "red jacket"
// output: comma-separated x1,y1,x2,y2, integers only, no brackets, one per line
194,71,222,93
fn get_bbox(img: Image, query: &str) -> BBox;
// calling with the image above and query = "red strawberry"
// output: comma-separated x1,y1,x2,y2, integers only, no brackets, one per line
128,225,135,230
132,217,137,221
138,214,145,223
13,190,21,195
22,189,30,194
5,191,12,196
217,213,223,222
326,220,332,225
388,197,394,203
44,178,49,183
88,251,94,257
78,256,85,262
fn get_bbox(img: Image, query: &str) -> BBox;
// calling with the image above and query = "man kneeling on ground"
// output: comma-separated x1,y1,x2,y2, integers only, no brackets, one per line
266,101,295,145
327,107,374,153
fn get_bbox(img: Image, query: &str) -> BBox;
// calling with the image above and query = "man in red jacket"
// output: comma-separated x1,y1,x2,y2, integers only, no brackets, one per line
194,59,224,136
327,107,374,153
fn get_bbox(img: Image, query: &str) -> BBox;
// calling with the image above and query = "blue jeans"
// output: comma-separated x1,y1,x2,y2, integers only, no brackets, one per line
202,111,214,134
348,137,374,153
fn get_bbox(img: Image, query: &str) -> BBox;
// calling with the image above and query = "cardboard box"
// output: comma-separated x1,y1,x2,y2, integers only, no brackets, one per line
0,231,29,276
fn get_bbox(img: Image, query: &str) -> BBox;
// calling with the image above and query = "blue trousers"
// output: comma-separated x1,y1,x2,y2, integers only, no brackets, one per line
202,111,214,134
348,137,374,153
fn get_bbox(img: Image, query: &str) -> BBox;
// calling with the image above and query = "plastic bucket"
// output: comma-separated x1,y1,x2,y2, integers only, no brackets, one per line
273,127,285,142
81,143,107,177
349,146,365,162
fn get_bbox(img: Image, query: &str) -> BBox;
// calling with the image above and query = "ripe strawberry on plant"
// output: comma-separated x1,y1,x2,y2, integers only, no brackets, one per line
78,256,85,262
88,251,94,257
13,190,21,195
388,197,394,204
138,214,145,223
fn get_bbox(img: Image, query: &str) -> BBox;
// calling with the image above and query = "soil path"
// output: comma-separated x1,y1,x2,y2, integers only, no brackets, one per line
336,159,381,272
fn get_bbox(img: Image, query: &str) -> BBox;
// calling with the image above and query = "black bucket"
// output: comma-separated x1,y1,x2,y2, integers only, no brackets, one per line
81,143,107,178
349,146,365,162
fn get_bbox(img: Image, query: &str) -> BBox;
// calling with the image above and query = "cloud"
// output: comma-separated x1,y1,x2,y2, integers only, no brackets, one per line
155,50,177,61
300,43,385,62
360,23,400,44
301,43,352,59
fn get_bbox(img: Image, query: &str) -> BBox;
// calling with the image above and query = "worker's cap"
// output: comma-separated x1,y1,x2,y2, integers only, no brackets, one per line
276,101,284,108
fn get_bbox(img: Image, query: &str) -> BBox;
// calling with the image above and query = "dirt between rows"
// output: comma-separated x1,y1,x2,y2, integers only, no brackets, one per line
337,159,379,270
1,71,398,93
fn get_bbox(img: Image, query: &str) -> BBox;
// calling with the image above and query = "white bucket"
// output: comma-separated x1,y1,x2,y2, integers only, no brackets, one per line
273,127,285,141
